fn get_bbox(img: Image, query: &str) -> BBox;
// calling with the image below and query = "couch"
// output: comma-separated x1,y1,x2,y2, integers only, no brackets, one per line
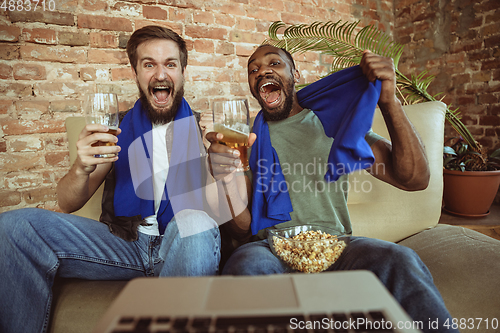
49,101,500,333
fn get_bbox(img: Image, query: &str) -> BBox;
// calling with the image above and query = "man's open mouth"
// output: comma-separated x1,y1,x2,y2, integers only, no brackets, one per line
259,81,282,107
150,83,172,105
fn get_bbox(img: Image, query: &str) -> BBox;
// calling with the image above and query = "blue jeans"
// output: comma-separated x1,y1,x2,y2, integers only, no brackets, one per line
0,208,220,333
222,238,458,333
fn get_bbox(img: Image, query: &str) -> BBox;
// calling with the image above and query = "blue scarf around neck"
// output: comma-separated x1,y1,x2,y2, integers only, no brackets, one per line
113,98,205,235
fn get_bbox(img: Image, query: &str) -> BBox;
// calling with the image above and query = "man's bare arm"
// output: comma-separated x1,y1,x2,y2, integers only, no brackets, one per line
360,51,430,191
57,124,121,213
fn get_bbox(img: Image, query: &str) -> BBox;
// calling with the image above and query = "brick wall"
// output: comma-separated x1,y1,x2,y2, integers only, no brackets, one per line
393,0,500,152
0,0,391,213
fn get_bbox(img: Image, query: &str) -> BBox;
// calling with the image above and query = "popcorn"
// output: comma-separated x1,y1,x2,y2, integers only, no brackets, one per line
272,230,347,273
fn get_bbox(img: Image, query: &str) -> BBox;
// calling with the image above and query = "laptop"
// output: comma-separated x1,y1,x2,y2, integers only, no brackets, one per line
92,270,422,333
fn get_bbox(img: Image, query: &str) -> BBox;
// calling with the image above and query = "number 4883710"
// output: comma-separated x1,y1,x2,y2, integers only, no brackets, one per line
444,318,499,330
1,0,56,11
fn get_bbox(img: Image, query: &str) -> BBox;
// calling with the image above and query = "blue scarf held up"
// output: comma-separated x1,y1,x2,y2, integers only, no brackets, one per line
113,98,205,235
249,65,382,235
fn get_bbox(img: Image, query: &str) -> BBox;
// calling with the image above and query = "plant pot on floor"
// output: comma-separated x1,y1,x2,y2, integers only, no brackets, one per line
443,169,500,217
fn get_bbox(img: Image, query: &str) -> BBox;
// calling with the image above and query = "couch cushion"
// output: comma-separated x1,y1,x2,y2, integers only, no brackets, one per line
399,224,500,324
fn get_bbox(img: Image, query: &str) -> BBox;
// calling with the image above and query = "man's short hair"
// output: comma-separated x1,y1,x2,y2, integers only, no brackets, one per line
253,44,296,71
126,25,188,73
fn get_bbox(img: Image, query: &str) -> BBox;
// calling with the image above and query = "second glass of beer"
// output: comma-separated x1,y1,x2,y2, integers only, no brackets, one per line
212,99,250,171
84,92,119,158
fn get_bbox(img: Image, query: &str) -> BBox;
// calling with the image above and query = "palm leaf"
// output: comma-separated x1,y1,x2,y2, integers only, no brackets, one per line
264,20,478,149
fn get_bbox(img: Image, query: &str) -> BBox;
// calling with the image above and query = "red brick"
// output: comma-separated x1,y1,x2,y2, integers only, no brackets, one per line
88,49,129,64
216,42,235,56
481,22,500,37
50,100,81,113
4,173,42,190
34,82,93,96
15,101,50,113
0,152,44,173
206,2,245,15
168,7,188,22
134,20,182,35
0,63,13,79
229,30,265,44
193,40,215,53
112,2,142,16
111,67,135,81
80,67,97,81
20,45,86,63
45,151,69,167
479,115,500,126
22,28,57,45
59,31,90,46
214,13,235,27
484,35,500,49
452,73,471,85
235,44,255,57
0,190,22,208
0,24,21,42
0,45,19,60
22,187,58,205
457,95,476,105
44,135,68,150
185,25,227,40
143,6,168,20
81,0,108,11
42,169,67,186
0,118,65,135
472,71,491,82
9,136,43,152
158,0,202,9
485,9,500,24
0,100,13,114
78,14,133,32
9,10,75,26
46,66,79,81
90,32,118,48
193,10,214,24
53,0,79,10
481,58,500,71
475,0,500,14
0,140,6,152
478,93,498,104
13,64,47,80
235,17,256,31
0,82,32,98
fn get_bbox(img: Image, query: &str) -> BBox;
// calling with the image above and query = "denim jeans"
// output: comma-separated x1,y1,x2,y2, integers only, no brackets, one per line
222,238,459,333
0,208,220,333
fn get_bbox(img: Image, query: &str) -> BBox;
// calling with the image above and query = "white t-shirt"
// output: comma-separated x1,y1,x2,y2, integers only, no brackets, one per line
138,123,170,236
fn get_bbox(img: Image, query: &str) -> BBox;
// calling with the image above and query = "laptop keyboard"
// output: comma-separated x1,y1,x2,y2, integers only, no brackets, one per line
110,311,395,333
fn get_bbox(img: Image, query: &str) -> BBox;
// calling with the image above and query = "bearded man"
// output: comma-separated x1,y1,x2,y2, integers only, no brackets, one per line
0,26,220,333
206,45,458,333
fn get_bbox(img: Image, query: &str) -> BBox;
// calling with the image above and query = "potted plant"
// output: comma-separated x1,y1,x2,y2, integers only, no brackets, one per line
443,139,500,216
263,20,500,216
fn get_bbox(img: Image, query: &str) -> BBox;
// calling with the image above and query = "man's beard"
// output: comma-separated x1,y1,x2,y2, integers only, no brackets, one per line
253,74,295,122
138,82,184,125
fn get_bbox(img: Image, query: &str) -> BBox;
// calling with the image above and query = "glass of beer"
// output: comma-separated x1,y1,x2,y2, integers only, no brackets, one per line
83,92,119,158
213,99,250,171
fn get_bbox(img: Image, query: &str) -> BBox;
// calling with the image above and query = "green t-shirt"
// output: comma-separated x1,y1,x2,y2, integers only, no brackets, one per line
252,108,383,240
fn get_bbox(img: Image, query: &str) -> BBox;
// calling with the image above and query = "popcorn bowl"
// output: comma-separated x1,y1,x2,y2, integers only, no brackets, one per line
267,225,350,273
